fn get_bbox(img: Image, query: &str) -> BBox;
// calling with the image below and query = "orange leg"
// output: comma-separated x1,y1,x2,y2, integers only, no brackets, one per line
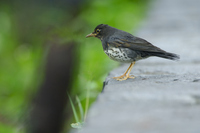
113,62,136,81
113,63,133,79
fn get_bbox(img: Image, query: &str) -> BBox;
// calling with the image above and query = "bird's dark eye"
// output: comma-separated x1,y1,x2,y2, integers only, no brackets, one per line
96,29,101,33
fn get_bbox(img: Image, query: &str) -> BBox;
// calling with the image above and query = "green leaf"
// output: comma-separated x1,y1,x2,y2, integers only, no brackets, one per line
68,93,80,123
76,96,84,122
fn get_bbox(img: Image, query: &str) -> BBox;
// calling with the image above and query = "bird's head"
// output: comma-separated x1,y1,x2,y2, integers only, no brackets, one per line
86,24,109,40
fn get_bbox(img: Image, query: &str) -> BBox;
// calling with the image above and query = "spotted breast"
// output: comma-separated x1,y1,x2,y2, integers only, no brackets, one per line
104,46,143,63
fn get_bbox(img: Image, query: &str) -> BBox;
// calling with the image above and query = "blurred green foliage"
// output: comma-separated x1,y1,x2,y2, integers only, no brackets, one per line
0,0,149,132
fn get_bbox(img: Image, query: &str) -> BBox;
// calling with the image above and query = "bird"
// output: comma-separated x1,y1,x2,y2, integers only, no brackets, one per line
86,24,180,81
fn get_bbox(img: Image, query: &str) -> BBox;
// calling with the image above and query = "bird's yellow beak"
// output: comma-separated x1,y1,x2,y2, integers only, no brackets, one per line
86,32,96,38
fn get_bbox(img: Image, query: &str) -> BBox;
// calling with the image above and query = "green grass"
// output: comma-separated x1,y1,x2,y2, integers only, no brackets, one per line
68,94,84,129
0,0,149,132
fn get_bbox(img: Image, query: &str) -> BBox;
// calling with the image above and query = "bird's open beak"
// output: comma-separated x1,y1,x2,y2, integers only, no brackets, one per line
86,33,96,38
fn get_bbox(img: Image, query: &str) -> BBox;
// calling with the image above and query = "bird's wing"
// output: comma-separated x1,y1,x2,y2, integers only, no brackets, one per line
108,37,166,53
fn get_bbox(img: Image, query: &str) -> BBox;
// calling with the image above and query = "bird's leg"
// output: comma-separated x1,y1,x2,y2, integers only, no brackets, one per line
118,62,135,81
113,62,135,81
112,63,133,79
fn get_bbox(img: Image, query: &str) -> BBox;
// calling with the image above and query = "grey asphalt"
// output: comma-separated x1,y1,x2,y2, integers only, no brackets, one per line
73,0,200,132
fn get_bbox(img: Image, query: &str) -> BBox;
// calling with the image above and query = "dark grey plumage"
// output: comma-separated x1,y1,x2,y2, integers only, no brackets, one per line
93,24,180,61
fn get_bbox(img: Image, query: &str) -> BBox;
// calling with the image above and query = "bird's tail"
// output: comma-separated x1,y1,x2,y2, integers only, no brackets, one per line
150,52,180,61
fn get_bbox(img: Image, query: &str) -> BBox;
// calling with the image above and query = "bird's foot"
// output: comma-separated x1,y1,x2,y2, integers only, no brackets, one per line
113,74,135,81
117,75,135,81
112,74,126,80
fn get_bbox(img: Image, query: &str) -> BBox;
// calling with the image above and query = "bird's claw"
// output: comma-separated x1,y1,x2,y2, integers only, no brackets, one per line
112,74,126,79
113,75,135,81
